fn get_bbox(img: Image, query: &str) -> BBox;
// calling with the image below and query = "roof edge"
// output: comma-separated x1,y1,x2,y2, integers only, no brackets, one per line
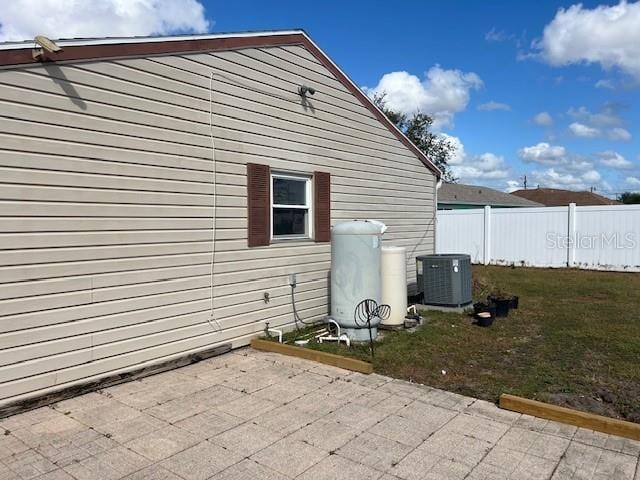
0,30,441,177
438,200,542,207
0,29,306,50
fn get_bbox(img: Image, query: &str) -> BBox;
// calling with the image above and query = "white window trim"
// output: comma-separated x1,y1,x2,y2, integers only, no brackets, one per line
270,172,313,240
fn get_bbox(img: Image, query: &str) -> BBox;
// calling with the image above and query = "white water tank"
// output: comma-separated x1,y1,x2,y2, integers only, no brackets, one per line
380,246,407,326
330,220,386,341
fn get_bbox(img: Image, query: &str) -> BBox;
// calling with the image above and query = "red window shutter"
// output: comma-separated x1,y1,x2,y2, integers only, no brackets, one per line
247,163,270,247
314,171,331,242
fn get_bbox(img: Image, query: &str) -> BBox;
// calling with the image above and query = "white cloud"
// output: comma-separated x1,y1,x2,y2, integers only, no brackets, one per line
607,127,632,141
451,154,510,181
477,101,510,111
530,168,603,191
519,142,597,173
569,122,600,138
0,0,210,42
485,28,510,42
568,105,622,127
506,180,521,192
533,111,553,126
596,151,633,169
440,135,508,182
582,169,602,183
440,134,466,165
518,142,621,192
595,79,615,89
625,176,640,187
534,1,640,80
365,66,483,130
566,105,630,140
519,142,567,165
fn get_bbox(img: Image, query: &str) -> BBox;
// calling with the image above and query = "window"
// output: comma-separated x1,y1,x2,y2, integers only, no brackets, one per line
271,172,312,239
246,163,329,247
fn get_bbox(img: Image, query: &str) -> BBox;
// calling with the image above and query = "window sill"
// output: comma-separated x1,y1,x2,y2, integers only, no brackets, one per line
270,237,315,244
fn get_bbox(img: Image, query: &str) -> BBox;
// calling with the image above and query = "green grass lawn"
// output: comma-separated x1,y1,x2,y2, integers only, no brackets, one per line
286,266,640,422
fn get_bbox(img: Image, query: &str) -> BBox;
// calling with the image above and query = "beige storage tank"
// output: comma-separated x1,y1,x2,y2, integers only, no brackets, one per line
380,246,407,326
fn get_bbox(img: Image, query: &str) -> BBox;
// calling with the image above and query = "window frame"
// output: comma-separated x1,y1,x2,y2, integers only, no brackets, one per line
270,171,313,241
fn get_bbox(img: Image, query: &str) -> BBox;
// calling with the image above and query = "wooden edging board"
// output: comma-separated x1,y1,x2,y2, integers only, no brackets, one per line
250,339,373,374
500,393,640,441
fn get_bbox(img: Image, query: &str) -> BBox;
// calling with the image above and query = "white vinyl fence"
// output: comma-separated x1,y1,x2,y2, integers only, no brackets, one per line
436,204,640,272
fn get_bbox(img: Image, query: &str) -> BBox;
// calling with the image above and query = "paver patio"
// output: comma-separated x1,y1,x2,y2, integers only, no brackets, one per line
1,348,639,480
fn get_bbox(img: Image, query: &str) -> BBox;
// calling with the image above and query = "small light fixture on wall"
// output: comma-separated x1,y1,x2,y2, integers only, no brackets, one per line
298,85,316,97
32,35,62,60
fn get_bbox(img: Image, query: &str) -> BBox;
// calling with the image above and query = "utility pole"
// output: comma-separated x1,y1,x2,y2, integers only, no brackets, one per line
523,175,527,190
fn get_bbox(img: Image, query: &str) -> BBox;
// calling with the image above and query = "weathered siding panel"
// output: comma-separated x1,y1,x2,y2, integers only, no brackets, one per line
0,44,436,406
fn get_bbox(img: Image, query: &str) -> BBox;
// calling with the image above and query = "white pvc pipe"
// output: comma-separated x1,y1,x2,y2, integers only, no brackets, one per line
299,328,326,339
318,334,351,347
327,319,341,337
267,328,283,343
315,330,330,339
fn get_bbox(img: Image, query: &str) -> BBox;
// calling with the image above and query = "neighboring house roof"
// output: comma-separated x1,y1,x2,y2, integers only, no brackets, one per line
439,183,543,207
0,30,441,178
511,188,620,206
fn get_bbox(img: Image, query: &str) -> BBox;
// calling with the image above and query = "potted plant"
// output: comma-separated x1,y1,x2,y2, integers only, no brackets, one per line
473,301,497,317
487,288,515,317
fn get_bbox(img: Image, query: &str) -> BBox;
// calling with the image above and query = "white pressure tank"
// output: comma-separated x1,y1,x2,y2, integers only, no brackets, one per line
380,246,407,326
330,220,386,342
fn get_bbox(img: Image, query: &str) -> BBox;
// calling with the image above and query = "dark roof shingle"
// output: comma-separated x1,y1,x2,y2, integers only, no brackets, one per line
439,183,542,207
511,188,619,206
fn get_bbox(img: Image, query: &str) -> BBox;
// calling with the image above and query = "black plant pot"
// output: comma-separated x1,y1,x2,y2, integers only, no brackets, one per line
487,295,510,317
475,312,494,327
474,302,497,317
509,296,519,309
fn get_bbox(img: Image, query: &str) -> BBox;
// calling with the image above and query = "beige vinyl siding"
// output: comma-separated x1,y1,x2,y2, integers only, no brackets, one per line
0,44,436,406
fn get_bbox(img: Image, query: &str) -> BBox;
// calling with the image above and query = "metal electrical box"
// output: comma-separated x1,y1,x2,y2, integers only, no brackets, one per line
416,254,472,307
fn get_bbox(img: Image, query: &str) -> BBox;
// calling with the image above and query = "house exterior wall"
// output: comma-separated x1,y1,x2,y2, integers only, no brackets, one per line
0,44,436,406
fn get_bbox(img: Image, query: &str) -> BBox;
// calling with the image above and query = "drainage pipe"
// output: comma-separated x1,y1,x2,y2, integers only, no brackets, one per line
318,334,351,347
264,322,283,343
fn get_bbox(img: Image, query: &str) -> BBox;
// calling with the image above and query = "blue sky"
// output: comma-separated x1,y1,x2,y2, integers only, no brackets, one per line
1,0,638,195
209,0,639,195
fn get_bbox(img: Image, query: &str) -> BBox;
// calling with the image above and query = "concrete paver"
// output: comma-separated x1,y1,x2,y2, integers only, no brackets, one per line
297,454,383,480
250,436,327,477
172,409,242,440
94,413,166,444
551,442,637,479
368,414,443,447
289,418,360,452
515,414,579,440
209,421,282,457
338,431,413,472
0,347,637,480
61,445,150,480
124,425,200,461
210,459,288,480
158,441,242,480
121,464,182,480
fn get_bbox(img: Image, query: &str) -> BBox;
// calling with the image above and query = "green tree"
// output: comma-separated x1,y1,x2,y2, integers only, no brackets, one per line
617,191,640,204
373,93,457,182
